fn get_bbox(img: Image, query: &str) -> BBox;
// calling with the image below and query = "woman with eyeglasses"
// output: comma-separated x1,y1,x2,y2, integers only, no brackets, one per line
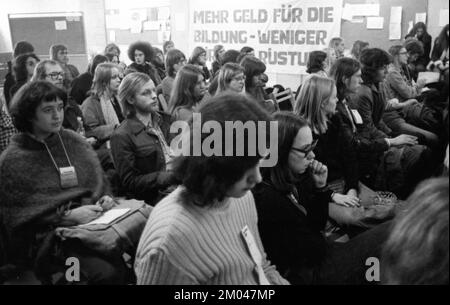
252,112,392,285
81,63,124,149
111,73,175,206
216,63,246,95
161,49,186,103
188,46,211,81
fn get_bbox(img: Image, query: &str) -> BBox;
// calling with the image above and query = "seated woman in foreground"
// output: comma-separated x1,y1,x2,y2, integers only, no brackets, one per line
134,94,289,285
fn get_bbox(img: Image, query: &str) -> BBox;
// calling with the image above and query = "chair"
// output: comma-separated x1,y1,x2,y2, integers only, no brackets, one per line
158,94,169,113
273,87,295,111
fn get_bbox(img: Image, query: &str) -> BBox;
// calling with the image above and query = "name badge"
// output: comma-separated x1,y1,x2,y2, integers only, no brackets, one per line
351,109,363,125
241,225,271,285
59,166,79,189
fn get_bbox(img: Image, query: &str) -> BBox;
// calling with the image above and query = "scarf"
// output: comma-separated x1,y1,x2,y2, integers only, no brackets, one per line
99,94,120,127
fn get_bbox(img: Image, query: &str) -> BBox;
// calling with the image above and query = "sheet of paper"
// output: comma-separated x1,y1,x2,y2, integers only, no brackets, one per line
415,13,427,23
389,23,402,40
109,30,116,42
81,208,130,226
440,9,449,27
407,21,414,33
55,20,67,31
418,72,441,85
341,4,353,21
390,6,402,24
367,17,384,29
351,17,364,24
174,13,186,31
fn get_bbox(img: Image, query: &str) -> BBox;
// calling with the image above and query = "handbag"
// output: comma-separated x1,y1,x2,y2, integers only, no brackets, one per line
55,199,152,258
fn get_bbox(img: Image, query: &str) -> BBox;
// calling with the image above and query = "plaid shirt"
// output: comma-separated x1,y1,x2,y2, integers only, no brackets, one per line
0,109,17,154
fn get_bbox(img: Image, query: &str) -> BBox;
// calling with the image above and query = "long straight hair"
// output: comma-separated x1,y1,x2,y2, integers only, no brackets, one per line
294,75,335,135
91,63,118,99
169,64,203,113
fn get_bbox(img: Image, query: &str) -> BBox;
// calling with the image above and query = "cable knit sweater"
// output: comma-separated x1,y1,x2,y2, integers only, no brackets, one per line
135,186,289,285
0,129,109,239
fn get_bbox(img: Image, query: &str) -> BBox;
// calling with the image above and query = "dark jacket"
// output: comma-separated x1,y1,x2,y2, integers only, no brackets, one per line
70,72,93,105
347,84,390,179
110,112,173,205
125,62,162,86
3,71,15,109
63,97,84,132
406,33,432,66
252,177,331,284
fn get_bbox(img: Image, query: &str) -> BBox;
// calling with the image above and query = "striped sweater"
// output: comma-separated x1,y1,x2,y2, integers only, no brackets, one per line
135,186,289,285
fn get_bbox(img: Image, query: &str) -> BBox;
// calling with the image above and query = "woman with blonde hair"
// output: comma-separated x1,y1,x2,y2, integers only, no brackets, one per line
216,63,246,94
81,63,123,145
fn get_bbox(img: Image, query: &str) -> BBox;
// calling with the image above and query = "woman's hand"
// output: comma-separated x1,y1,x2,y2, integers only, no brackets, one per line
96,196,117,211
332,193,361,208
63,205,103,225
347,188,358,198
85,137,97,146
309,160,328,189
389,134,418,147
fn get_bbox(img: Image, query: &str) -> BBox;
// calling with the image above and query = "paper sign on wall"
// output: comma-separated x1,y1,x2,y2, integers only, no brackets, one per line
389,23,402,40
440,9,449,27
415,13,427,23
367,17,384,29
350,4,380,17
55,20,67,31
390,7,402,24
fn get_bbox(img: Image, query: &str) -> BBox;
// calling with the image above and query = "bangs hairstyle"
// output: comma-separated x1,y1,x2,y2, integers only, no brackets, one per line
49,44,67,61
118,72,151,117
307,50,327,74
263,112,309,193
91,63,119,98
188,46,207,65
169,64,203,113
240,56,266,90
294,75,336,135
360,48,392,84
10,81,68,133
165,49,186,77
171,93,272,207
13,53,40,82
382,177,449,285
329,57,361,101
217,63,245,93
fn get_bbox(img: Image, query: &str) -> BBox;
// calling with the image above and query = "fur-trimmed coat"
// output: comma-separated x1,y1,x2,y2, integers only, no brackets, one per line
0,129,109,244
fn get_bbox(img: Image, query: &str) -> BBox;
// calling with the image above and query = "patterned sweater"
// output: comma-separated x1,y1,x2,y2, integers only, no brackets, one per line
135,186,289,285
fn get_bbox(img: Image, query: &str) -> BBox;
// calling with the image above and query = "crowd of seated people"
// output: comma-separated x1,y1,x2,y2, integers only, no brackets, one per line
0,22,448,285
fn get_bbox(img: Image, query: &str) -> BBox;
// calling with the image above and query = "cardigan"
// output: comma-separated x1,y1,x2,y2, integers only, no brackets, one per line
135,186,289,285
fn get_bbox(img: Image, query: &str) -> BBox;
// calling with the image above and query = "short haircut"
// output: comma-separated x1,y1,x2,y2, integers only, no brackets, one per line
188,46,207,65
307,50,327,74
169,64,203,113
127,41,154,62
217,63,245,93
221,49,240,64
294,75,336,135
118,72,152,117
165,49,186,78
10,81,68,133
329,57,361,101
240,56,266,91
49,44,67,61
388,45,404,57
105,43,121,56
329,37,343,49
171,93,271,207
262,112,310,192
13,53,40,82
90,54,109,75
360,48,392,84
31,60,61,82
382,177,449,285
404,38,425,56
13,41,34,58
91,63,119,98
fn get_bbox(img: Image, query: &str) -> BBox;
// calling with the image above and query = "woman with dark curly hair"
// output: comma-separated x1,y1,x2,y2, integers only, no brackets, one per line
125,41,161,86
188,46,211,81
9,53,40,100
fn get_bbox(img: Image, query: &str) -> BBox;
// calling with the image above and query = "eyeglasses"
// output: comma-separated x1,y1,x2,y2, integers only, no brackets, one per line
46,72,65,80
232,76,246,82
291,139,318,157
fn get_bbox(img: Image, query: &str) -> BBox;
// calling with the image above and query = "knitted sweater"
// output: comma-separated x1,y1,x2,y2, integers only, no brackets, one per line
135,186,289,285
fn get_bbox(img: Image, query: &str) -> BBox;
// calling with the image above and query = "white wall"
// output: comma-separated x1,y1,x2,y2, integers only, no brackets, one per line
428,0,449,43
